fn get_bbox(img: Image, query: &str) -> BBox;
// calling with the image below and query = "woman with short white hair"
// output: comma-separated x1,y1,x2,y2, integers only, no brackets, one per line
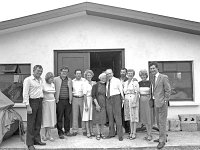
92,72,107,140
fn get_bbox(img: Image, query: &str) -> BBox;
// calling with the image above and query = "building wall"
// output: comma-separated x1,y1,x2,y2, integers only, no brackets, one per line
0,15,200,120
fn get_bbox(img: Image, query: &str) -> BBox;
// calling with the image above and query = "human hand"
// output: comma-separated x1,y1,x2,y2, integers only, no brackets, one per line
96,105,101,112
27,105,32,114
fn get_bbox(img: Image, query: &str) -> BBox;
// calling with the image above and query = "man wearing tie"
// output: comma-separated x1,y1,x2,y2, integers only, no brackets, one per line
149,62,171,149
105,69,125,141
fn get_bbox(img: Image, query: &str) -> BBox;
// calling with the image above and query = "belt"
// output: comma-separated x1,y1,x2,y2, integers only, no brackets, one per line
73,95,84,98
29,97,43,100
140,94,150,96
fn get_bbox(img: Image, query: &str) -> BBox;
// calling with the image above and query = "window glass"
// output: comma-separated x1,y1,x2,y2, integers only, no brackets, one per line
0,64,31,103
150,61,193,101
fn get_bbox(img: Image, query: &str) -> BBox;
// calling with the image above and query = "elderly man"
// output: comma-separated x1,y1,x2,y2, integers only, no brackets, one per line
105,69,124,141
149,62,171,149
23,65,45,150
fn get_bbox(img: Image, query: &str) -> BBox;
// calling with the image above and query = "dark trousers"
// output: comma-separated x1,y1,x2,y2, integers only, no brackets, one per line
26,98,42,146
155,102,168,143
106,94,123,138
121,106,130,133
56,99,72,136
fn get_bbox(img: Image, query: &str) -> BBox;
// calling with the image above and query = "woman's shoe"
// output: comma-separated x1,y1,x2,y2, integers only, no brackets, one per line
147,135,152,141
90,132,95,137
100,134,106,139
130,134,136,140
42,136,47,141
127,133,132,139
96,134,101,140
87,133,92,139
49,137,55,142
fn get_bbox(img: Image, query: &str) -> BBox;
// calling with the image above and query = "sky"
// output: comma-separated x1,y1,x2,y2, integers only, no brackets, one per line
0,0,200,23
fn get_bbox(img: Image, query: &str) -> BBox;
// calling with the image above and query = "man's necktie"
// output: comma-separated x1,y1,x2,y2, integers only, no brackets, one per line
107,80,111,98
152,75,156,93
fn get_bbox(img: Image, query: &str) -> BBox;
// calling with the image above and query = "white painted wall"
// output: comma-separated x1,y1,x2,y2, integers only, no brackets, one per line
0,15,200,120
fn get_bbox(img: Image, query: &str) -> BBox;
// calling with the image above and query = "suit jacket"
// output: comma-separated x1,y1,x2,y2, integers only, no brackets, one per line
153,73,171,108
54,76,72,103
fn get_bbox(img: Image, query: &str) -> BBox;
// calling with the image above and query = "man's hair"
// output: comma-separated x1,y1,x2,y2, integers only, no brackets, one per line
120,67,127,73
149,61,159,68
33,65,43,71
74,69,82,74
60,66,69,72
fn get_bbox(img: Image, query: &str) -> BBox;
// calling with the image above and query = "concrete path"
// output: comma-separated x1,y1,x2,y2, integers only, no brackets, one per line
0,128,200,150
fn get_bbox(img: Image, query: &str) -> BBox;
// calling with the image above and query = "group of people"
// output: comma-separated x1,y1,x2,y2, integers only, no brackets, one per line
23,61,171,150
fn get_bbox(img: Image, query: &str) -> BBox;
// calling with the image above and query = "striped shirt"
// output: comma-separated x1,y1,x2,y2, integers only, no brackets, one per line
59,76,69,100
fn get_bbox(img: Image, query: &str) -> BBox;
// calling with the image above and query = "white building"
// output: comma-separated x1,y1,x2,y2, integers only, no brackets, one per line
0,2,200,121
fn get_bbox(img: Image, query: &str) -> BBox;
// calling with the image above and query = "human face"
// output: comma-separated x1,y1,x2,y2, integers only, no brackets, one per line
106,69,113,80
33,67,43,79
48,77,54,84
75,71,82,80
127,71,134,80
86,73,93,81
150,65,158,76
100,75,107,83
140,74,147,81
60,69,69,79
120,70,126,78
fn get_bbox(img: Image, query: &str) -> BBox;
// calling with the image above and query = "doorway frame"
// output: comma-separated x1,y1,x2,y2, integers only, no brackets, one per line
54,48,125,76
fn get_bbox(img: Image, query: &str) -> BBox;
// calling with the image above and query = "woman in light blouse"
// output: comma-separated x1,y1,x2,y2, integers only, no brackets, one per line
123,69,139,140
82,69,96,138
41,72,56,141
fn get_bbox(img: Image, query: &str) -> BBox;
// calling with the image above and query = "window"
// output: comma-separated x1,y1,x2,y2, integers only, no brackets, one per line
0,64,31,103
149,61,193,101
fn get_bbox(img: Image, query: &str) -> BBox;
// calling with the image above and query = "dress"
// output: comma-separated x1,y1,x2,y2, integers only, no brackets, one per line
92,82,107,125
82,81,95,121
139,80,155,125
41,82,56,128
124,79,139,123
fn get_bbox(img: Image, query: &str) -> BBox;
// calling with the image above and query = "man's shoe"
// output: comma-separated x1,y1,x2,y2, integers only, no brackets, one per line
105,135,115,139
154,139,167,143
34,141,46,146
119,137,123,141
28,145,35,150
157,142,165,149
65,132,73,137
59,134,65,139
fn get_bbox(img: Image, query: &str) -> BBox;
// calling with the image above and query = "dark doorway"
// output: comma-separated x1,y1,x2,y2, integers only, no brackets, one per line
90,51,122,81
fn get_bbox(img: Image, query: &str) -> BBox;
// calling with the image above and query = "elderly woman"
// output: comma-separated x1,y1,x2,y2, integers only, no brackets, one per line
41,72,56,141
139,69,154,141
82,69,96,138
91,72,107,140
123,69,139,140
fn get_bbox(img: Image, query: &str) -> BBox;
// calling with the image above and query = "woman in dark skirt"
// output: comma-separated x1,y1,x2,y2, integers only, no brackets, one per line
139,69,155,141
92,72,107,140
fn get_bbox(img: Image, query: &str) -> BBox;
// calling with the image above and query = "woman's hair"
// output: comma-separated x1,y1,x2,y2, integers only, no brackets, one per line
84,69,94,79
45,72,54,83
127,69,135,76
139,69,148,78
98,72,106,80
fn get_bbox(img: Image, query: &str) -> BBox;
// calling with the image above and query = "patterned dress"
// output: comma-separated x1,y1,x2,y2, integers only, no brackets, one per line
124,79,139,122
92,82,107,125
139,80,155,125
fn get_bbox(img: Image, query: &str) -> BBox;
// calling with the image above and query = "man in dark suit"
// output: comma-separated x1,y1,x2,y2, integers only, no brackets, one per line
149,62,171,149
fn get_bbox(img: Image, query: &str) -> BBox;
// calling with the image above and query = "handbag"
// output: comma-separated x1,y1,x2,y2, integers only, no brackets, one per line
149,98,154,108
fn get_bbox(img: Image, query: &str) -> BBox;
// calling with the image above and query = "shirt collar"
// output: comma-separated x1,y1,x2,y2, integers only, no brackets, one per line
74,77,84,81
60,76,68,80
155,72,160,78
31,75,42,81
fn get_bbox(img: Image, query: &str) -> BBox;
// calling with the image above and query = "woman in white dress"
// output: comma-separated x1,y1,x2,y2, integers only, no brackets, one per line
82,69,96,138
123,69,139,140
41,72,56,141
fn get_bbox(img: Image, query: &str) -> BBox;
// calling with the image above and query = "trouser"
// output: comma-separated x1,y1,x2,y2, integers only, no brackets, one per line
106,94,123,138
155,102,168,143
56,99,72,136
26,98,43,146
121,106,130,133
72,97,86,133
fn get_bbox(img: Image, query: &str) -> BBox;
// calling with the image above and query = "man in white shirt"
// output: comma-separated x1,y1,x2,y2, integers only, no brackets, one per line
23,65,45,150
72,69,86,135
105,69,125,141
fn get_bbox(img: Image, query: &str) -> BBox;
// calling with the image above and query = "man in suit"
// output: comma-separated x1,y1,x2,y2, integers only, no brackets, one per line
149,62,171,149
54,66,73,139
105,69,125,141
